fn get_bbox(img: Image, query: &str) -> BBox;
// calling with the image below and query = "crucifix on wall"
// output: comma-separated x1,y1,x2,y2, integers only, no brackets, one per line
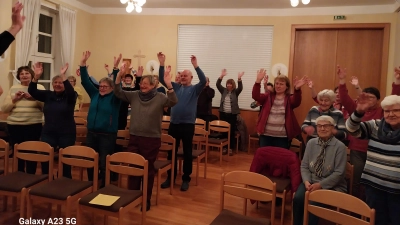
134,50,146,67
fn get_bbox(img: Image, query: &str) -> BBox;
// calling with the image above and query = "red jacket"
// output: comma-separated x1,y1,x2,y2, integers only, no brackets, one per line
249,146,302,193
252,83,302,140
339,82,400,152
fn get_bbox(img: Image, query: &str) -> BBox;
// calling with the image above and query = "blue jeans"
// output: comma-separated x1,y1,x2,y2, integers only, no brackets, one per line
85,131,117,187
365,185,400,225
259,135,290,149
293,183,320,225
41,133,76,179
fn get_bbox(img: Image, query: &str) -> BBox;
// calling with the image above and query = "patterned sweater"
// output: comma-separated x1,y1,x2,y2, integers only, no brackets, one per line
346,111,400,194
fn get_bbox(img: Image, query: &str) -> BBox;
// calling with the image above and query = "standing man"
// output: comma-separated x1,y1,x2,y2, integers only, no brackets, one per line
158,52,206,191
197,77,215,129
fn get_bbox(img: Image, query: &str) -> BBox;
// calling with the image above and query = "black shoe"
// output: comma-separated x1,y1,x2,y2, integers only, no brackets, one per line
180,181,189,191
141,200,151,211
161,179,171,189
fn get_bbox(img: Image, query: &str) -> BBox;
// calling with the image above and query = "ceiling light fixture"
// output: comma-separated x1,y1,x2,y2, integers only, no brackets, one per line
120,0,146,13
291,0,310,7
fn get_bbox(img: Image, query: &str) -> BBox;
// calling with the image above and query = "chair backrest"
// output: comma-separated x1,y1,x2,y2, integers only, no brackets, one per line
116,130,130,147
75,117,87,126
76,126,88,143
195,118,206,129
0,139,9,175
162,115,170,123
13,141,54,179
346,162,354,194
304,190,375,225
209,120,230,133
193,127,208,148
160,134,176,168
161,122,169,134
59,146,99,187
74,111,87,118
221,171,276,219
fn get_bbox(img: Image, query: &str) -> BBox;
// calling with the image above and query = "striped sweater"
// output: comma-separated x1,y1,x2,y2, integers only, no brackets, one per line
346,111,400,194
302,106,347,140
1,84,45,125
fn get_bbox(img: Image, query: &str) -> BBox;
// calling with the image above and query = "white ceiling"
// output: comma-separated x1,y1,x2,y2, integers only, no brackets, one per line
76,0,396,9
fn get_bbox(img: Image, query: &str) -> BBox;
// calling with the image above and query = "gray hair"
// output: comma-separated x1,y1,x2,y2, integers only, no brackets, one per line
141,75,156,86
315,115,336,126
52,75,63,82
317,89,336,103
381,95,400,109
99,77,114,88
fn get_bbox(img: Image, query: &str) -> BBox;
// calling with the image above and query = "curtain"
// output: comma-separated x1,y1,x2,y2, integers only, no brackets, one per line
12,0,41,84
59,6,76,76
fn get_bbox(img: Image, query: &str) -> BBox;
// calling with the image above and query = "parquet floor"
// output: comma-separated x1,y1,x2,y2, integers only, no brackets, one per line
0,151,295,225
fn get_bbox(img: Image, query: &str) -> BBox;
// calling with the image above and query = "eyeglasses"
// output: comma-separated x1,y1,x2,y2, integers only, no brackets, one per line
316,124,333,129
383,109,400,115
99,86,110,89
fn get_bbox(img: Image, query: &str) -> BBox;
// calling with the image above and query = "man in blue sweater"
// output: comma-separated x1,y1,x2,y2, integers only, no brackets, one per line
158,52,206,191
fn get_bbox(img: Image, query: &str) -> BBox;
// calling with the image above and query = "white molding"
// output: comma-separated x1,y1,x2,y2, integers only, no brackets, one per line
57,0,400,16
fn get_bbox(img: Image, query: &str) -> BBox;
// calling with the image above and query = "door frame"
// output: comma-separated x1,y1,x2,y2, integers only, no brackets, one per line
288,23,390,93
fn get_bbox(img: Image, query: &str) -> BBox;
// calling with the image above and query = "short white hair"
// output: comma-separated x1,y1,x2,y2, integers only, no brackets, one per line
381,95,400,109
315,115,336,126
317,89,336,103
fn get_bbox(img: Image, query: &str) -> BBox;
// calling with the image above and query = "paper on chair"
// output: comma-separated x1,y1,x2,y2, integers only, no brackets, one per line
89,194,120,206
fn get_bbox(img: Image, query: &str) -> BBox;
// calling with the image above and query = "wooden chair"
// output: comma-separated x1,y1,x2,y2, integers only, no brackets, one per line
162,115,170,123
77,152,148,225
195,118,206,130
116,130,130,149
76,127,87,145
177,127,208,186
210,171,276,225
74,111,87,119
154,134,175,205
208,120,230,166
303,190,375,225
26,146,99,219
346,148,351,162
248,133,259,154
346,162,354,195
74,117,87,127
290,138,303,159
0,139,9,176
0,141,53,218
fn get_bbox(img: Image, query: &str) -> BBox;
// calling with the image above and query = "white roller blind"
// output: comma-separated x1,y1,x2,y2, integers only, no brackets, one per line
177,25,274,110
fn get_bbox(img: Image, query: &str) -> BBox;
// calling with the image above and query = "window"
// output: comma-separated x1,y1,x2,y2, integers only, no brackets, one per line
30,8,57,90
177,25,274,110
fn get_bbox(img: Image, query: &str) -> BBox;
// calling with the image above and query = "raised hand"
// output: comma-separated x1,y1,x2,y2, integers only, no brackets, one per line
294,76,308,90
114,54,122,68
394,67,400,83
80,51,91,66
350,76,359,87
256,69,266,83
356,93,374,114
307,80,313,89
119,62,126,73
191,55,198,68
165,65,172,75
220,69,227,78
337,65,347,81
238,72,244,79
164,65,172,86
10,2,25,32
303,126,315,136
263,76,269,84
32,62,43,80
157,52,165,65
76,68,80,77
136,66,144,77
60,63,69,75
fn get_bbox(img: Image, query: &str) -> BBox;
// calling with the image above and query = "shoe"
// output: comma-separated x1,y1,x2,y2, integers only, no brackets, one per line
180,181,189,191
229,149,233,156
161,179,171,189
141,200,151,211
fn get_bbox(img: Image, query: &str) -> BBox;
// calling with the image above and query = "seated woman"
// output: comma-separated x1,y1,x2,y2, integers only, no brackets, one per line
114,63,177,211
302,89,347,143
79,51,121,188
28,63,77,178
293,115,347,225
346,94,400,225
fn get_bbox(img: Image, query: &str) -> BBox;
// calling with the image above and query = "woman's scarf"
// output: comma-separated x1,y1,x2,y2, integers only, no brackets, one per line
138,88,157,102
314,136,333,177
378,118,400,144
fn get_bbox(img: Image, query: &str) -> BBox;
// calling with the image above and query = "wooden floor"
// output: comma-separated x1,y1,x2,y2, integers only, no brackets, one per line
0,151,295,225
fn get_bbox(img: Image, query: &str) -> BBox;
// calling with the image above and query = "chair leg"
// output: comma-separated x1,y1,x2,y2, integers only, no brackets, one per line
20,189,26,219
204,155,207,179
66,199,72,220
156,172,160,205
196,158,199,186
26,194,32,218
281,192,286,225
219,147,222,166
76,204,82,225
11,196,17,211
56,204,61,218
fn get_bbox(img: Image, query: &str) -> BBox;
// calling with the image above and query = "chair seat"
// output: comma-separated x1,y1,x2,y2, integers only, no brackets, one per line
249,133,259,138
210,209,270,225
176,149,205,158
79,184,142,212
0,172,48,192
154,160,171,171
30,177,93,200
269,177,291,193
208,138,228,145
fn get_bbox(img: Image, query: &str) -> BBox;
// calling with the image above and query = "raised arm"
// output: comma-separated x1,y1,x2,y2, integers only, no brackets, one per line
162,67,178,107
59,63,77,104
191,55,207,94
252,69,269,103
392,67,400,95
79,51,98,98
350,76,362,96
236,72,244,96
290,76,307,109
29,62,52,102
307,79,318,103
0,2,24,56
133,66,143,91
216,69,227,94
337,66,357,114
114,62,136,103
157,52,179,90
345,93,376,139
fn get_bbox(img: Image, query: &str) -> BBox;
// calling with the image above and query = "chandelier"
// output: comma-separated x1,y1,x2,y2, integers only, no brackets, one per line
120,0,146,13
290,0,310,7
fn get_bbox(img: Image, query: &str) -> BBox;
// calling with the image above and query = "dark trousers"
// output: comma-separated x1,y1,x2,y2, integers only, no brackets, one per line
86,131,117,187
197,114,211,131
41,133,76,179
365,185,400,225
7,123,42,174
126,135,160,201
259,135,290,149
350,150,367,198
293,183,320,225
167,123,195,182
219,112,237,149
